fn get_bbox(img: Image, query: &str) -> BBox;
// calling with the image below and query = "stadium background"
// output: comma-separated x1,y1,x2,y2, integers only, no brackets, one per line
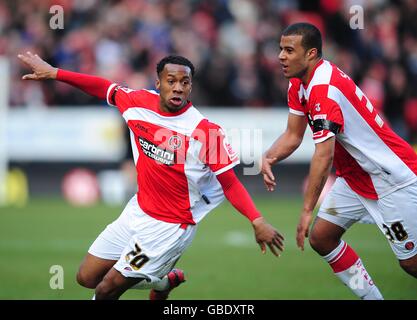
1,0,417,299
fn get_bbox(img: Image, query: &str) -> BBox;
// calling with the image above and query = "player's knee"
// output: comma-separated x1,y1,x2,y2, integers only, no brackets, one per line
308,230,339,256
95,278,121,300
76,270,99,289
399,259,417,278
308,230,325,254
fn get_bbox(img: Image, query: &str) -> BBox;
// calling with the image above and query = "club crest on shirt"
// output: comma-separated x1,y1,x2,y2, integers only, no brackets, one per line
405,241,415,251
168,135,183,150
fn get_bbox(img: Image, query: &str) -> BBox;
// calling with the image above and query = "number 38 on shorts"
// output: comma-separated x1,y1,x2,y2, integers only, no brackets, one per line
382,222,408,242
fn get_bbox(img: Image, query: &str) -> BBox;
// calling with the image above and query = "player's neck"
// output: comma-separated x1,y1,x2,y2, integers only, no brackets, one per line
158,101,190,115
301,58,322,85
159,103,172,113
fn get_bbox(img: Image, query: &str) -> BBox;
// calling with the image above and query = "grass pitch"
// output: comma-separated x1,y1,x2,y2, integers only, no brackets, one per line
0,197,416,300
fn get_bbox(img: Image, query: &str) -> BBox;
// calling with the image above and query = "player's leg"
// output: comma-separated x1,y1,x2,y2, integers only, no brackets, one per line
148,268,186,300
76,253,116,289
78,195,139,292
95,203,197,300
94,267,143,300
399,254,417,278
94,263,186,300
310,177,383,300
366,181,417,278
309,217,346,256
114,225,195,300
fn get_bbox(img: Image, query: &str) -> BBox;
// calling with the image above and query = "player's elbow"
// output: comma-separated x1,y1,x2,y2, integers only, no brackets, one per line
292,139,303,152
314,150,333,167
322,152,334,164
287,133,303,152
314,142,334,165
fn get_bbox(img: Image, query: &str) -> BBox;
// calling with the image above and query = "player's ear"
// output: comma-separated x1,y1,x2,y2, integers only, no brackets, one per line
308,48,318,60
155,78,160,90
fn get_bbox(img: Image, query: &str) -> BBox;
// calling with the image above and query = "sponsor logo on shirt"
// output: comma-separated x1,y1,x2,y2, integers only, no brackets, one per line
134,123,148,133
139,137,175,166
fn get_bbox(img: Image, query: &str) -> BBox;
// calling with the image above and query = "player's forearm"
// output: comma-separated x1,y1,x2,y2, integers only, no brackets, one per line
302,152,333,213
217,170,261,222
225,184,262,222
56,69,112,100
265,130,302,163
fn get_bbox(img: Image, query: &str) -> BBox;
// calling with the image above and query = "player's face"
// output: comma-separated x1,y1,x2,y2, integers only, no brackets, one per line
278,35,310,79
156,64,192,113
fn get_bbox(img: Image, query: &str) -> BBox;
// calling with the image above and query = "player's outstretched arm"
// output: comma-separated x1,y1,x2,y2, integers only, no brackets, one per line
261,113,307,192
296,136,335,251
18,51,111,100
217,169,285,257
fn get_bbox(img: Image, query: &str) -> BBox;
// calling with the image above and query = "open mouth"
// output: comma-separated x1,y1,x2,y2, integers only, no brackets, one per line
169,97,183,107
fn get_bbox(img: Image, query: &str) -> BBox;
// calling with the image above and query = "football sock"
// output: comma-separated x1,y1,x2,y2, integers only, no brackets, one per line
131,276,169,291
91,279,168,298
323,240,383,300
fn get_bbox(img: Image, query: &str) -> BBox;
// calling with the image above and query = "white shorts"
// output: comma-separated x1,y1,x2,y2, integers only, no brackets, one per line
317,177,417,260
88,195,197,281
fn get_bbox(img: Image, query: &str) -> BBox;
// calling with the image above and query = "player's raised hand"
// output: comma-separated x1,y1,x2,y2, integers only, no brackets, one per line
251,217,284,257
17,51,57,80
261,155,277,192
296,211,313,251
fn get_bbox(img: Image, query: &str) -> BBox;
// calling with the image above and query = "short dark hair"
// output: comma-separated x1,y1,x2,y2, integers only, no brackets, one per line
282,23,322,57
156,55,195,77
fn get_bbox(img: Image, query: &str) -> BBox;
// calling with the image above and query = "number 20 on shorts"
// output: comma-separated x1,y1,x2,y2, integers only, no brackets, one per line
125,243,150,270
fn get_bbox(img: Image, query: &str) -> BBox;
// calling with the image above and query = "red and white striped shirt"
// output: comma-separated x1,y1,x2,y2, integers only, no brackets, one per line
106,84,239,224
288,59,417,199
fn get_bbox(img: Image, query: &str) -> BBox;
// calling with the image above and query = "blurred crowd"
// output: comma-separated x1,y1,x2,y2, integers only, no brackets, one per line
2,0,417,142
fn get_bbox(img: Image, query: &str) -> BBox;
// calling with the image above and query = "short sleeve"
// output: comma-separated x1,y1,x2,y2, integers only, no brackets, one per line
309,95,344,144
196,120,240,175
288,79,305,116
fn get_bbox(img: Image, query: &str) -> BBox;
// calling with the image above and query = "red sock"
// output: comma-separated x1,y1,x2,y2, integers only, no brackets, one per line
323,240,383,300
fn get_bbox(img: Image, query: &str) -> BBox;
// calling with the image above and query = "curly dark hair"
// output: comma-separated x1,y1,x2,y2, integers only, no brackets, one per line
156,55,195,77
